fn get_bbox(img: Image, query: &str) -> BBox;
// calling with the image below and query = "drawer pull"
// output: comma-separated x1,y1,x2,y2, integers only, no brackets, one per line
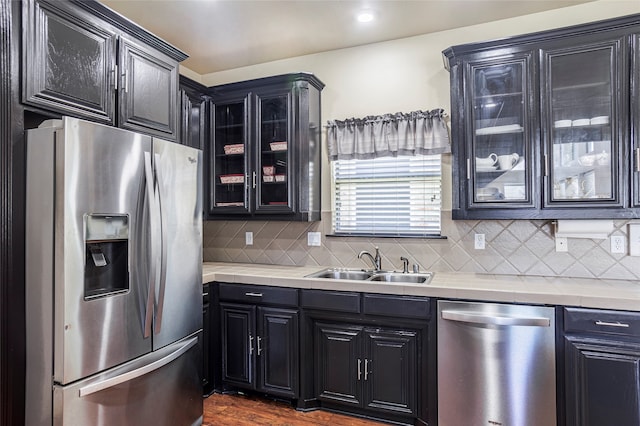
202,292,209,297
245,292,263,297
595,320,630,328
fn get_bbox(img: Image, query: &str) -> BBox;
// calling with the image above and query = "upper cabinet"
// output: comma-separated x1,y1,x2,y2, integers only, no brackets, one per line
22,0,186,140
208,73,324,221
179,75,209,150
444,14,640,220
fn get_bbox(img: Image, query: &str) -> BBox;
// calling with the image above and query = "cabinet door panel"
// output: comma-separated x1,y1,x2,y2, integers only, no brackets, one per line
220,303,255,387
565,337,640,426
364,329,417,416
257,307,298,397
210,96,251,214
119,36,178,139
314,322,363,406
255,89,295,214
466,53,535,209
23,0,116,122
542,38,625,208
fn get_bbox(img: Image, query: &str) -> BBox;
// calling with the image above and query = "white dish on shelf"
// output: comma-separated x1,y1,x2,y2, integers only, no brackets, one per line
572,118,590,126
590,116,609,125
554,120,572,128
475,124,523,135
476,166,498,172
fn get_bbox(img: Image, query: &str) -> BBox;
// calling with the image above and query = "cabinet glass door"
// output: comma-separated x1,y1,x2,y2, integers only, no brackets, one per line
211,98,250,213
544,42,620,206
469,57,531,206
256,92,293,213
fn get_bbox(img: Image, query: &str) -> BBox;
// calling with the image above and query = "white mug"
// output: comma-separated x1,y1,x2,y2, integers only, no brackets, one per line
497,153,519,170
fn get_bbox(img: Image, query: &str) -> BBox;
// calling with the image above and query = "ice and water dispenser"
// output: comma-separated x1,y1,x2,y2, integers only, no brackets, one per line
84,214,129,299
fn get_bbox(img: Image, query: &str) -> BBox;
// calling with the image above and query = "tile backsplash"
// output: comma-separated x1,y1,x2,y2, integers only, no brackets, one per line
203,212,640,281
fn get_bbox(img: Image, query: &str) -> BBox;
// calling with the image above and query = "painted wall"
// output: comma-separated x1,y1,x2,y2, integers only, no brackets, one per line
197,0,640,280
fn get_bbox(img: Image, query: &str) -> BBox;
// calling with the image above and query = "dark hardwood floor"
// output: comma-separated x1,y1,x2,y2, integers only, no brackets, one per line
203,393,386,425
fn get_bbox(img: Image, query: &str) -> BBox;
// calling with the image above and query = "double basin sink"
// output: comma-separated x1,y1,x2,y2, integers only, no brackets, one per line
306,268,434,284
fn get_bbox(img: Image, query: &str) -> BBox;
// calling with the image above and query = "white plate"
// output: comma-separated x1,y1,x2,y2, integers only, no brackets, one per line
554,120,572,128
590,116,609,125
476,166,497,172
572,118,590,126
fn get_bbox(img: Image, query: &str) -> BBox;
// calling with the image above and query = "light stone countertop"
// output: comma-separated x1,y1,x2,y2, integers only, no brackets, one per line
202,262,640,312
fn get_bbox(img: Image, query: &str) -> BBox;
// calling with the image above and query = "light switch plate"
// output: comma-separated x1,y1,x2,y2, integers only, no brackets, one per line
245,231,253,246
474,233,485,250
307,232,321,247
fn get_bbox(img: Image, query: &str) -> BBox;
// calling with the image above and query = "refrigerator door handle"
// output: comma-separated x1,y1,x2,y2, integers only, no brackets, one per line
153,153,168,335
78,336,198,397
441,310,551,327
143,152,160,338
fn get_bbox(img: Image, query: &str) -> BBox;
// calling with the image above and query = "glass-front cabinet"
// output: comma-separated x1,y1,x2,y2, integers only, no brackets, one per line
212,96,250,213
444,15,639,220
208,73,324,221
256,91,293,212
468,55,533,208
542,39,623,208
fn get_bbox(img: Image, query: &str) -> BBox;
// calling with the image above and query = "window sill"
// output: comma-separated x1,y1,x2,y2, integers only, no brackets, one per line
327,233,447,240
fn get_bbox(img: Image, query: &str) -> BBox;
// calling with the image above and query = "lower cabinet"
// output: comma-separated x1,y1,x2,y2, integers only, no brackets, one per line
202,284,211,395
219,283,299,399
563,307,640,426
315,322,417,417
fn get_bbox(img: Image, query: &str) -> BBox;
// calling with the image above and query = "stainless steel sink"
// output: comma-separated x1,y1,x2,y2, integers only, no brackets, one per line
369,272,434,284
305,268,433,284
305,268,373,280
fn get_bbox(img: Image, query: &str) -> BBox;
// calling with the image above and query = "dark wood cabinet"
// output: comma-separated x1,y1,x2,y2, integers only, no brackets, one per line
364,328,417,416
315,322,419,416
315,322,363,407
22,0,185,140
444,14,640,219
563,307,640,426
22,0,117,123
314,322,418,417
219,284,299,398
202,284,212,395
302,291,432,424
207,73,324,221
179,75,209,150
117,36,179,139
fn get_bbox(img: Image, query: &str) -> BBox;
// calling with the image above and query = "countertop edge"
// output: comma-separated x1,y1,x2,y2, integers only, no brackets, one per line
202,262,640,312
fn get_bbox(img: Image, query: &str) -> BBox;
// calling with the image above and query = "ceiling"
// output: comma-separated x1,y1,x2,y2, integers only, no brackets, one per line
101,0,595,75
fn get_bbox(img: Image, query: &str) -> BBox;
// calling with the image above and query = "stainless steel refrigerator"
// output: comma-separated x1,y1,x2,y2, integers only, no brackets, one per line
25,117,203,425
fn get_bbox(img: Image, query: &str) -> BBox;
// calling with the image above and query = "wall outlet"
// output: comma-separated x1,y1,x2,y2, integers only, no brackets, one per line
555,237,568,252
307,232,321,247
610,235,625,254
245,231,253,246
474,233,485,250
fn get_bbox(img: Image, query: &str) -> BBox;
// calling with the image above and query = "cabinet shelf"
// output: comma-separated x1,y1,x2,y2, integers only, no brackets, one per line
475,124,524,135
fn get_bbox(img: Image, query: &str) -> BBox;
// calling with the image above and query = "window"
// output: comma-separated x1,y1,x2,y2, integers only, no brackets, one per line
332,154,442,237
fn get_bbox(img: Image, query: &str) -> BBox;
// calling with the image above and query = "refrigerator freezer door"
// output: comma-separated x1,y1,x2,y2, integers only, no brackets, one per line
54,334,203,426
151,139,203,350
53,117,153,384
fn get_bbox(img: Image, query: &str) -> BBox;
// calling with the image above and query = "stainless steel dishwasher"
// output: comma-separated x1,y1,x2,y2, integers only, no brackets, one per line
437,300,556,426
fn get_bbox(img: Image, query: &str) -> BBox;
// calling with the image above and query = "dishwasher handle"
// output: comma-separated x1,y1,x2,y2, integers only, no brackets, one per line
441,309,551,327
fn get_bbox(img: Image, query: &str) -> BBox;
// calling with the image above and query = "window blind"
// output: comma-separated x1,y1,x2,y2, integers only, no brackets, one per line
332,154,442,236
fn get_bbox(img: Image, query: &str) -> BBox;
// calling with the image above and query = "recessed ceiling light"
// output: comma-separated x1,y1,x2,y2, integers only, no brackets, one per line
356,11,374,23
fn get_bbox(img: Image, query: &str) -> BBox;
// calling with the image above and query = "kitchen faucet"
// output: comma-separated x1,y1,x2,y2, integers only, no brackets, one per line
358,246,382,271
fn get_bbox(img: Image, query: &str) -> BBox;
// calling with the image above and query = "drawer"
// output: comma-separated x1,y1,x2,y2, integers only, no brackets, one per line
218,283,298,307
564,307,640,339
300,289,361,313
363,294,430,319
